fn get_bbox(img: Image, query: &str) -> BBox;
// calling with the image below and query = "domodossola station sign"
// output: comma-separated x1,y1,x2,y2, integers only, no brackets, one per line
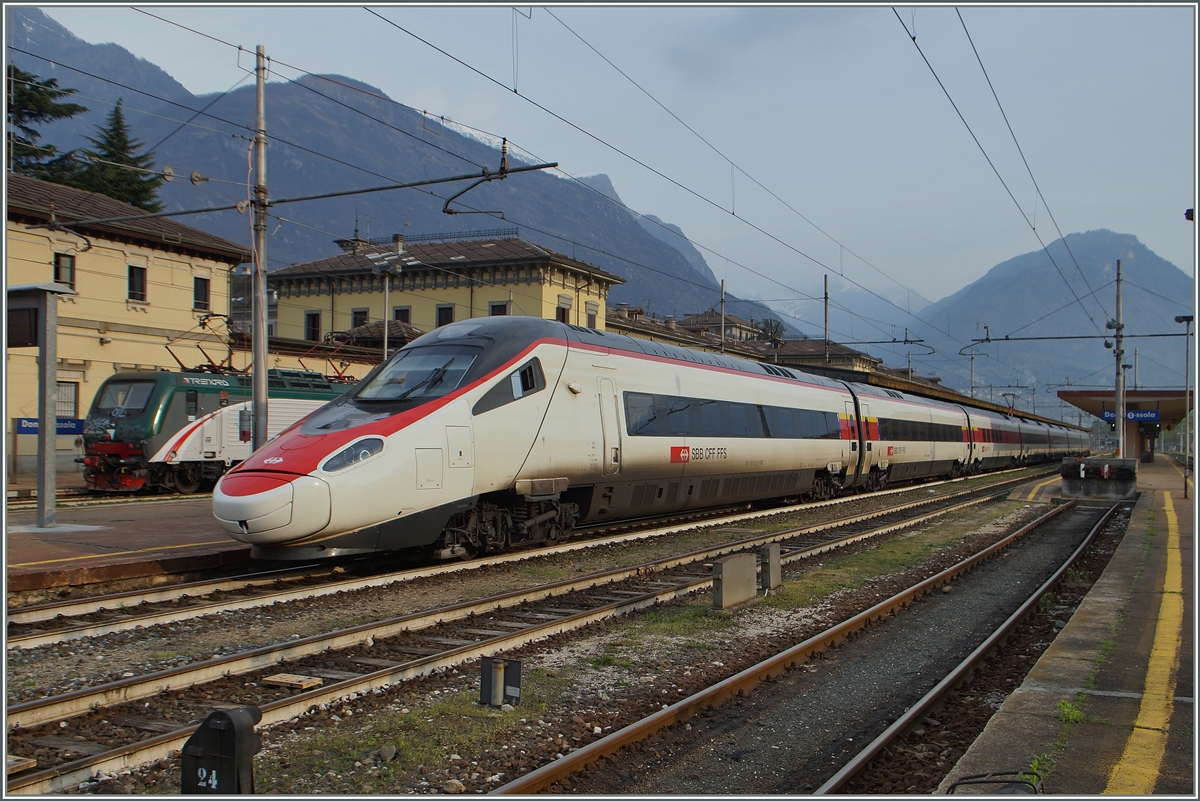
1101,409,1161,422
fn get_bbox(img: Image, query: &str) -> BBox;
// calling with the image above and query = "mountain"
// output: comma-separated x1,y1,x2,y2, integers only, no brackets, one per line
912,230,1193,407
7,8,793,333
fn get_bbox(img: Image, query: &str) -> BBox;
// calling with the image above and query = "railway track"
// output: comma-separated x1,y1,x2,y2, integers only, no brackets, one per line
6,479,1027,793
500,501,1120,795
5,492,211,513
6,468,1052,650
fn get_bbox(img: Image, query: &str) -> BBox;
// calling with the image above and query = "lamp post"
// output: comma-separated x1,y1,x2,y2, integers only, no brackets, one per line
1177,314,1193,497
372,261,401,361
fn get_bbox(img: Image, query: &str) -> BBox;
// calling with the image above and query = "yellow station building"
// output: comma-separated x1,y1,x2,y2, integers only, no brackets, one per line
268,228,623,344
5,173,251,472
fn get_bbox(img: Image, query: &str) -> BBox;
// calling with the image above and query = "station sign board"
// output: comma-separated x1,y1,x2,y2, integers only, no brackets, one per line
1101,409,1160,422
15,417,85,435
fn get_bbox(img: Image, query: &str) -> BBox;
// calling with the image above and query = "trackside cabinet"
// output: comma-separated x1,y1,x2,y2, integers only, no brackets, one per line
181,706,262,793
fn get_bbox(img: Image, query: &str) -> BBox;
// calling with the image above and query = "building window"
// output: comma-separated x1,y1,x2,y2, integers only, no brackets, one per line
305,311,321,342
56,381,78,419
556,293,572,324
393,307,410,324
436,305,455,327
489,301,509,316
127,265,147,302
193,276,211,311
352,308,369,328
586,301,599,330
54,253,75,288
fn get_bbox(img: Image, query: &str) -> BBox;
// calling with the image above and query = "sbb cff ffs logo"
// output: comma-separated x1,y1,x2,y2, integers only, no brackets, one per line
670,446,690,463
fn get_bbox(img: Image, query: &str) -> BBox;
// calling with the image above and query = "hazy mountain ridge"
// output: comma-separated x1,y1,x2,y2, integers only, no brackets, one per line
8,8,792,332
913,230,1192,402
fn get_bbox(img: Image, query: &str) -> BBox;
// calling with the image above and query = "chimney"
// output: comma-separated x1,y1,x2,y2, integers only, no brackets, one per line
665,316,676,330
392,233,405,254
616,304,629,319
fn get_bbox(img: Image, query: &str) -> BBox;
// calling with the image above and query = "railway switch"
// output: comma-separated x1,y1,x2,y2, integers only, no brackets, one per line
181,705,262,794
481,657,522,707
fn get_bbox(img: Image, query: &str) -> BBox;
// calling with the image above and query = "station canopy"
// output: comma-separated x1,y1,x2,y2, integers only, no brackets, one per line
1057,389,1193,430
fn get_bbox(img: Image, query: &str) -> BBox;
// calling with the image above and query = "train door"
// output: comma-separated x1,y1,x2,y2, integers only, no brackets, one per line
844,400,864,487
599,378,621,476
859,401,875,478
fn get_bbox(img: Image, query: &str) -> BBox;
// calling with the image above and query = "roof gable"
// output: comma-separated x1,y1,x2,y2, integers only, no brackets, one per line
5,172,251,264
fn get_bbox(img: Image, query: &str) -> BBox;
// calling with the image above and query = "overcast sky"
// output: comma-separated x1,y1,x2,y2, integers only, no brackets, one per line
34,4,1199,314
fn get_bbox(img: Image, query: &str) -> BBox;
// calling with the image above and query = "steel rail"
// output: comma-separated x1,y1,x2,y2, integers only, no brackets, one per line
6,563,327,625
7,486,1003,730
5,493,212,512
491,500,1078,794
813,501,1121,794
6,469,1048,649
6,491,1010,793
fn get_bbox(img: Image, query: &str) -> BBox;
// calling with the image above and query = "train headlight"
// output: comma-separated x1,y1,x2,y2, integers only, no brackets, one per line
321,437,385,472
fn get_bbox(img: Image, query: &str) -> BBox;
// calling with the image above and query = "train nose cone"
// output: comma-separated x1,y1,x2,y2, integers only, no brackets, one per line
213,472,331,544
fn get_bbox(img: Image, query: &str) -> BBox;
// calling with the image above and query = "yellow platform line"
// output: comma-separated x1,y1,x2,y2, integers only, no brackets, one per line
1104,491,1184,794
9,539,234,569
1021,475,1059,502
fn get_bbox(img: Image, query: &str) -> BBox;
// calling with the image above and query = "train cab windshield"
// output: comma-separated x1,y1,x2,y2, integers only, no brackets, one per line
93,380,156,418
355,344,480,401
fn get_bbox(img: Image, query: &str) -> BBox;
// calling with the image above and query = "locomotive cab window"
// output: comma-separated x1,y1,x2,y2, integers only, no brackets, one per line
472,358,546,415
356,344,479,401
94,381,156,417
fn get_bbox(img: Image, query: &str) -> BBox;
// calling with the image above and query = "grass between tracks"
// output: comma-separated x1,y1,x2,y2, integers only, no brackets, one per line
233,500,1030,795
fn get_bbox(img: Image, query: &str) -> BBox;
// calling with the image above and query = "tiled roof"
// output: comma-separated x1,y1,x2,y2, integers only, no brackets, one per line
770,338,879,361
331,319,425,346
678,309,755,329
5,172,251,263
271,236,624,285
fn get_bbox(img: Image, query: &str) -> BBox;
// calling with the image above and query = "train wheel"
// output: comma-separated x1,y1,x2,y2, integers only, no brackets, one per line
174,464,202,494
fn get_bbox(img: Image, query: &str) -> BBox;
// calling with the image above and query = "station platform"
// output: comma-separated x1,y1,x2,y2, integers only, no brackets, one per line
940,456,1194,794
5,495,250,596
5,468,90,499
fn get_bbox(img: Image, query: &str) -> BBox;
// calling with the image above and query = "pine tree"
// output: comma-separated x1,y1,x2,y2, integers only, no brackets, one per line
6,64,87,179
69,99,164,212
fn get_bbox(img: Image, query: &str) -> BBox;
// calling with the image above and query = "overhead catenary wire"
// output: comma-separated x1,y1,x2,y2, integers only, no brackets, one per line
955,8,1108,322
892,9,1106,338
83,9,1024,387
18,15,1027,390
365,9,987,357
544,7,940,309
111,13,917,352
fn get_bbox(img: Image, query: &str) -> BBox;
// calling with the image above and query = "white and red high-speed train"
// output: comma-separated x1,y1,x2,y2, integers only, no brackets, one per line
212,317,1087,560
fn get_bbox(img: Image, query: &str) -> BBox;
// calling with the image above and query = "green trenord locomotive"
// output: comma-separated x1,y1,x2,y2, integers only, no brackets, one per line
80,369,352,493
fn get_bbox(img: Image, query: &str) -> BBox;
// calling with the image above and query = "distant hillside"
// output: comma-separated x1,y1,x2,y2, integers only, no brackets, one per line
913,230,1193,403
8,7,793,333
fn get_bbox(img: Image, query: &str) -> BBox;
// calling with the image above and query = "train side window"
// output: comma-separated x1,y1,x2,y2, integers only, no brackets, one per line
699,400,722,436
667,398,692,436
625,393,658,435
186,390,198,417
471,358,545,415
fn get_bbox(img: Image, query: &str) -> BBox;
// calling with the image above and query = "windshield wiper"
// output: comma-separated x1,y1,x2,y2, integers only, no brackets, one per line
394,359,454,400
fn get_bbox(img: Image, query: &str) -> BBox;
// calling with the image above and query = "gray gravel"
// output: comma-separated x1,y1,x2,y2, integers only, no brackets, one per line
570,505,1107,794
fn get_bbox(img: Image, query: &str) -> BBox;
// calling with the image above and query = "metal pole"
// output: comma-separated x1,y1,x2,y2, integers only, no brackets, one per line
970,352,975,399
824,274,829,363
383,274,389,361
251,45,269,451
1115,259,1125,458
37,290,57,528
720,280,726,352
1182,317,1192,497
